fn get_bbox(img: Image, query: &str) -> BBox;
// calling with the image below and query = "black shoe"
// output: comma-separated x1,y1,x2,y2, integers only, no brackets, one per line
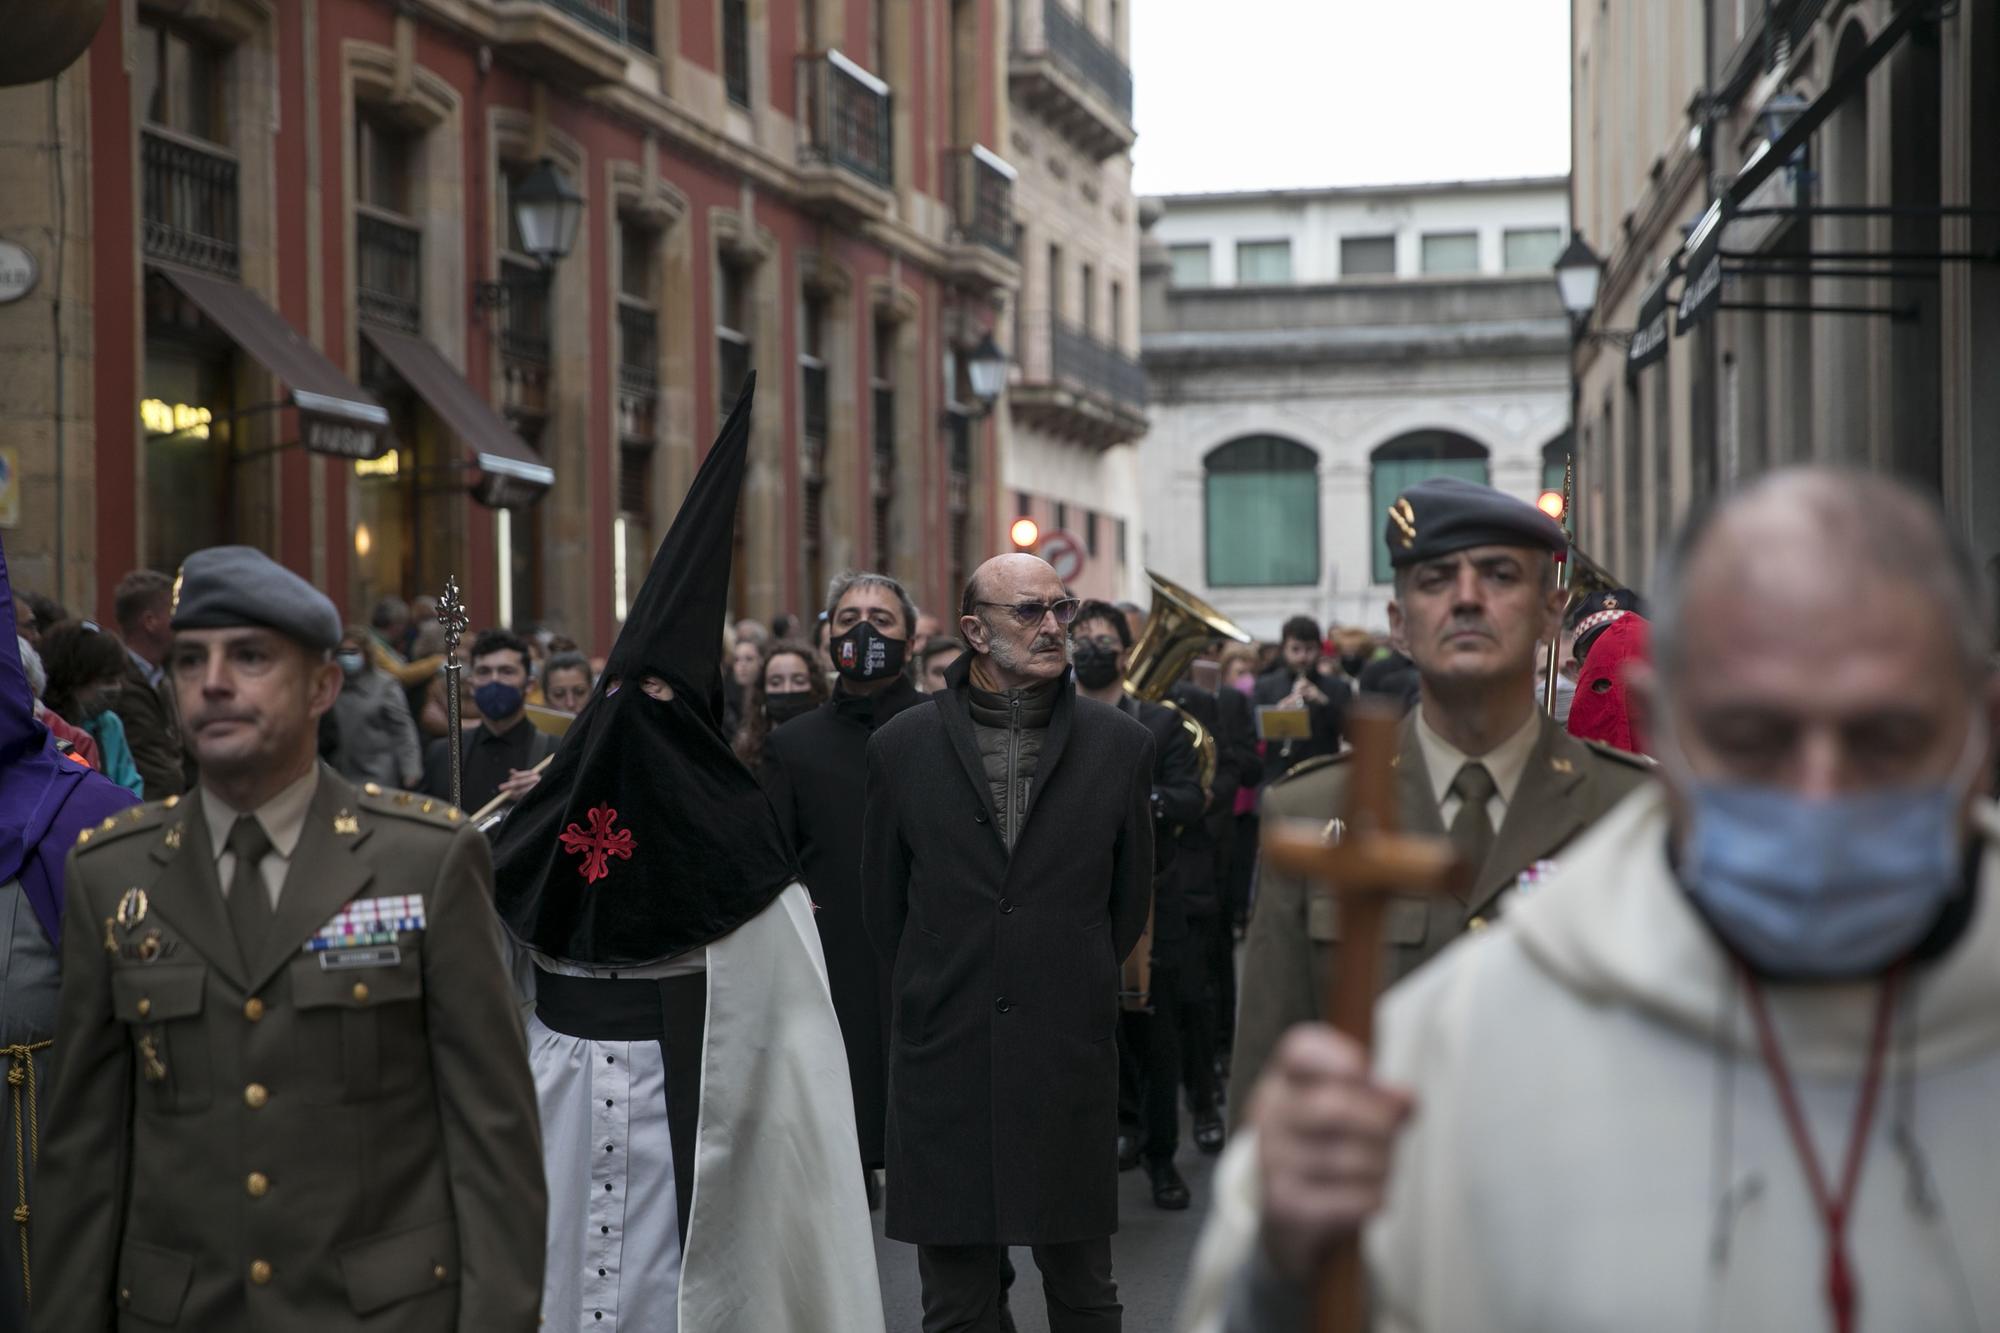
1148,1159,1191,1210
1117,1131,1142,1172
1193,1111,1225,1155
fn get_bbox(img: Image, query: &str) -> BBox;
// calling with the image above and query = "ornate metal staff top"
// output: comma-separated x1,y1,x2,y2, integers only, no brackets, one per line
438,576,469,811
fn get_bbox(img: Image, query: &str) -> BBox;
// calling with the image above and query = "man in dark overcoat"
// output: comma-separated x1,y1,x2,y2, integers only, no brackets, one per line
864,553,1156,1333
761,569,928,1185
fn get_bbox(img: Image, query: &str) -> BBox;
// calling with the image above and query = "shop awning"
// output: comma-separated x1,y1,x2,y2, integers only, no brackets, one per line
1675,205,1725,334
359,327,555,509
156,265,389,459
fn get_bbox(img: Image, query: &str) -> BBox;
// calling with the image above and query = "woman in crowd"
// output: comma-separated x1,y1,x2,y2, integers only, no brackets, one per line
541,650,595,714
39,620,144,795
732,639,829,771
329,623,425,790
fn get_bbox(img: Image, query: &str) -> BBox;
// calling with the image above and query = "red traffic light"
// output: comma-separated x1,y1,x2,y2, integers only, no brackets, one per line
1009,517,1041,550
1536,490,1566,522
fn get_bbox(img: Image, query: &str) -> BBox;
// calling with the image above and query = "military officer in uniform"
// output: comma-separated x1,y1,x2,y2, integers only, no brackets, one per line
32,546,545,1332
1229,479,1652,1121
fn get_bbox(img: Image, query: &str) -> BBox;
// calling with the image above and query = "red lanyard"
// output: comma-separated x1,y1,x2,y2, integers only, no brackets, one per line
1740,963,1902,1333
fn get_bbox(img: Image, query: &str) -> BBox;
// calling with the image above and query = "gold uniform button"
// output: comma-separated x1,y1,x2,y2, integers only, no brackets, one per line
249,1259,272,1285
246,1171,269,1198
363,782,383,797
244,998,265,1022
1468,916,1490,932
244,1083,268,1109
433,1264,448,1281
119,1288,132,1305
136,998,152,1018
351,982,370,1003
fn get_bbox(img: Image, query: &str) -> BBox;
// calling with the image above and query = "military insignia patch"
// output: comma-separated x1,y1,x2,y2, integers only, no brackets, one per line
116,887,149,931
334,810,360,836
1388,498,1418,548
1515,860,1560,897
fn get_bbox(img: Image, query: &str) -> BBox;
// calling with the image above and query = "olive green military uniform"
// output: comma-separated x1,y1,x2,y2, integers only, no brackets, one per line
1227,712,1653,1123
31,767,546,1332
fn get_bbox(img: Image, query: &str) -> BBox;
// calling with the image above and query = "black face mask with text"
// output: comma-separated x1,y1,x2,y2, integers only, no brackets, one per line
833,622,907,683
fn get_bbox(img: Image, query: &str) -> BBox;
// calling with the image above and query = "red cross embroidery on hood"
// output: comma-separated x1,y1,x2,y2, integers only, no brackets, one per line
559,805,635,885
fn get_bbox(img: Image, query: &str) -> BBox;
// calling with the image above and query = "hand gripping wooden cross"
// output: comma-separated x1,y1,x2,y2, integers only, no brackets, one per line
1260,698,1465,1333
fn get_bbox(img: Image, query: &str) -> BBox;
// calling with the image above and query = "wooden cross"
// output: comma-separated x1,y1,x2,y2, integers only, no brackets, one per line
1260,697,1464,1333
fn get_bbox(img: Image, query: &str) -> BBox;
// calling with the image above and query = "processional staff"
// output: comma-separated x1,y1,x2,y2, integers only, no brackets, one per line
1261,698,1464,1333
437,577,469,811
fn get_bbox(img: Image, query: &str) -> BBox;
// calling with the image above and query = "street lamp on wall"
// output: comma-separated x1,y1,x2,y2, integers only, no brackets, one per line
1552,230,1606,323
964,333,1008,417
474,156,585,315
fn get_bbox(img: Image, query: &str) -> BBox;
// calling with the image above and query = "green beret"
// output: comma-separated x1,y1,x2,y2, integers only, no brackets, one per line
170,545,342,654
1384,477,1569,570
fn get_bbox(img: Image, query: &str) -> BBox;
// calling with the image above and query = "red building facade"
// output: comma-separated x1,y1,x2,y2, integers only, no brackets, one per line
72,0,1017,649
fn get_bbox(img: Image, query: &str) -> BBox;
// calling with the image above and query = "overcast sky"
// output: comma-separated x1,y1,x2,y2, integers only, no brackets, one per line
1129,0,1573,197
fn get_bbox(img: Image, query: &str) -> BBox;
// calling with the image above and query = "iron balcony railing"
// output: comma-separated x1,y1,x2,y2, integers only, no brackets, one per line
796,51,893,190
1024,0,1133,121
1764,0,1831,69
1046,319,1147,412
542,0,655,52
617,303,658,399
142,127,240,277
355,207,421,332
948,147,1018,257
501,258,552,366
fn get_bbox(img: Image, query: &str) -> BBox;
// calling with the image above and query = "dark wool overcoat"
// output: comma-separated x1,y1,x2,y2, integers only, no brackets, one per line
759,676,928,1168
863,666,1155,1245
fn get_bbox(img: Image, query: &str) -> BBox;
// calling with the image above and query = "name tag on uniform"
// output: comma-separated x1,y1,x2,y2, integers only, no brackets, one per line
318,946,401,971
304,894,427,955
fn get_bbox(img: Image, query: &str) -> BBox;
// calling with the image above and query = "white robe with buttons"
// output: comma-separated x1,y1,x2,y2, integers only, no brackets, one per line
515,883,886,1333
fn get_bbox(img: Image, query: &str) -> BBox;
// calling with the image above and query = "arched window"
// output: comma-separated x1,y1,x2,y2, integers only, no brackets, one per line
1370,431,1489,583
1204,436,1320,588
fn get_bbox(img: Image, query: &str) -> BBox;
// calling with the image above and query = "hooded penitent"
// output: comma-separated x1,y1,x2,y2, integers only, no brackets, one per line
492,375,799,966
1566,613,1649,757
0,534,138,944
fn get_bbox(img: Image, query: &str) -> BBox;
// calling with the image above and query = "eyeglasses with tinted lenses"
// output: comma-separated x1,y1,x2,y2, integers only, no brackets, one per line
976,599,1082,627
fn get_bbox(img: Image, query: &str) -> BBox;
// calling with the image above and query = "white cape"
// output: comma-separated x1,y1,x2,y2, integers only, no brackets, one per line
518,883,886,1333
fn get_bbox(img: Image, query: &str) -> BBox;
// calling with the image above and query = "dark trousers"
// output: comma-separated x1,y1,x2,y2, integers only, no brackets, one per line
1180,914,1223,1114
1116,959,1184,1162
918,1239,1120,1332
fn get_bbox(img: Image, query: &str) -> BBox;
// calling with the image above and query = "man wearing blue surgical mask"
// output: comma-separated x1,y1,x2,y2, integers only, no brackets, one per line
421,627,559,814
1177,469,2000,1333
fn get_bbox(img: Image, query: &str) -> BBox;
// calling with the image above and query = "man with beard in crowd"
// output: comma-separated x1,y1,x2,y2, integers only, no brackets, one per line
760,569,928,1206
865,554,1156,1332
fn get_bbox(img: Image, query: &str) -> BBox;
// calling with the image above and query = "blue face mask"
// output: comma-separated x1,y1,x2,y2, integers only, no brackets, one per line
1679,734,1980,981
474,680,525,723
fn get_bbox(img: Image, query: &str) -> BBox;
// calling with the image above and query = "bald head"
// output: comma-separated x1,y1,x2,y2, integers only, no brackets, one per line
961,553,1062,617
1649,467,1993,799
1656,469,1990,687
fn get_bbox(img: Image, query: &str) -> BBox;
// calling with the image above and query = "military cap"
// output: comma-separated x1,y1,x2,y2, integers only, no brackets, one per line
170,545,342,653
1382,476,1568,570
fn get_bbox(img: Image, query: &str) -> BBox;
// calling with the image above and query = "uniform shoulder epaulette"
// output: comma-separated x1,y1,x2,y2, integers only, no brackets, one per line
1272,750,1349,786
1579,739,1656,771
73,797,177,851
354,783,469,830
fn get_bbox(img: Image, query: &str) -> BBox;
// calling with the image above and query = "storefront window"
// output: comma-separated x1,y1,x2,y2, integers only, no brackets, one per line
143,346,234,573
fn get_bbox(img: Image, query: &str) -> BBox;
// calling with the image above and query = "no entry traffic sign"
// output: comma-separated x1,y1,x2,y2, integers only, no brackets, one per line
1040,529,1086,583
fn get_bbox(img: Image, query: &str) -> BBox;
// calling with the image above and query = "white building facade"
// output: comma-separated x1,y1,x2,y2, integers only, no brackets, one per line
1139,178,1573,636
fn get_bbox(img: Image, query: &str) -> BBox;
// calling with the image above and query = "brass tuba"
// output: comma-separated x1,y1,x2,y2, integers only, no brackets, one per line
1124,571,1255,798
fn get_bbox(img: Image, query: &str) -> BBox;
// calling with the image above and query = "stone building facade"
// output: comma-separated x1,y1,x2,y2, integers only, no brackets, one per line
0,0,1029,647
1571,0,2000,584
999,0,1147,605
1139,179,1571,636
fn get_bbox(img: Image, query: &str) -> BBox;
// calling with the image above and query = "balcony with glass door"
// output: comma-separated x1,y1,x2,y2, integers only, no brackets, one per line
142,127,240,277
490,0,650,87
943,145,1021,290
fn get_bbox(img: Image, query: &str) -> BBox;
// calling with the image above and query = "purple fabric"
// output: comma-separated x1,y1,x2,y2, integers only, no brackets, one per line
0,535,141,944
